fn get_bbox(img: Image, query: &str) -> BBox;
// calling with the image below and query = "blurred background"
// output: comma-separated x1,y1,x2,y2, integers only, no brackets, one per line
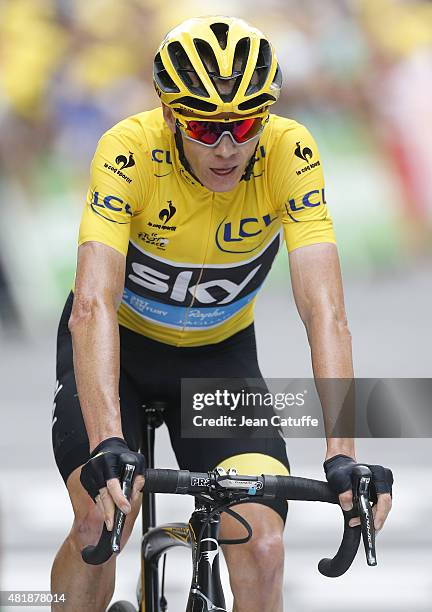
0,0,431,610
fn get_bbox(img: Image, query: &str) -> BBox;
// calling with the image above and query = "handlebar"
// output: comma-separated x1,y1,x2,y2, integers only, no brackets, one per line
81,464,376,577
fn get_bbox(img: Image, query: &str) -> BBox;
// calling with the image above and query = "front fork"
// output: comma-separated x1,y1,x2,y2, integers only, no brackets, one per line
186,501,227,612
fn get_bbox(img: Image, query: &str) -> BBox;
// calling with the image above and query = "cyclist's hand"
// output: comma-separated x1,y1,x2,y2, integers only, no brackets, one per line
80,437,146,531
324,454,393,531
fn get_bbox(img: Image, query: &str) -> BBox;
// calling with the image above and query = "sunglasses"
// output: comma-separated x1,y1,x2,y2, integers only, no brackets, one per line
175,114,269,147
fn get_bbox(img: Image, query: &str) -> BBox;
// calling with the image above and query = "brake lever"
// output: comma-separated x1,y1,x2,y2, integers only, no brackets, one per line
351,465,377,566
111,462,136,554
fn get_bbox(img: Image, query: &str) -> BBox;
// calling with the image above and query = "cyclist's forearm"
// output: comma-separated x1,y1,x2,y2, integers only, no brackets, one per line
307,311,353,378
69,296,123,451
307,313,355,460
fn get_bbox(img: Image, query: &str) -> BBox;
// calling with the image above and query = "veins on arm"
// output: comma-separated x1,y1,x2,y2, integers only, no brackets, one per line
289,243,355,458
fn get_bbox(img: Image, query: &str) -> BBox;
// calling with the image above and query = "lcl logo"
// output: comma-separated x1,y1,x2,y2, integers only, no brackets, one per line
216,213,278,253
286,189,326,213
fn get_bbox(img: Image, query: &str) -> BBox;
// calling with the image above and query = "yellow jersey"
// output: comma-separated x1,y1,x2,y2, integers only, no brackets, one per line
78,107,335,346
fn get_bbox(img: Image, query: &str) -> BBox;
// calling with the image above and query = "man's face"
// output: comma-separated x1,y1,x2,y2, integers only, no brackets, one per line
162,105,259,193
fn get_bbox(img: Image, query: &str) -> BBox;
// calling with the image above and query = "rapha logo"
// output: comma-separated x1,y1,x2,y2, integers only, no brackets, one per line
159,200,176,224
294,141,313,163
115,151,135,170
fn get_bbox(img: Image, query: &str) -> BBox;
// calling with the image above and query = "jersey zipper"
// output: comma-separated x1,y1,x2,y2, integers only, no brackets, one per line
177,192,215,344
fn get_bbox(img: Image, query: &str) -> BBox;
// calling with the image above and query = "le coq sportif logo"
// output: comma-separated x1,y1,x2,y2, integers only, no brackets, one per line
294,141,313,163
159,200,177,224
115,151,135,170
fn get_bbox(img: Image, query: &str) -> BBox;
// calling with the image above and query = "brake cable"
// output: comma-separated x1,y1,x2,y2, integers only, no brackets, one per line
193,494,255,570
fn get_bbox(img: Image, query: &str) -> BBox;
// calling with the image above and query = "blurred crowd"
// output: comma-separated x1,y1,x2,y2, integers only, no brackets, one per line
0,0,431,333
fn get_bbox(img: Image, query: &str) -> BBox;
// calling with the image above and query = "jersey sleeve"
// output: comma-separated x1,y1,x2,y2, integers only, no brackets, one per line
78,130,145,256
268,122,336,253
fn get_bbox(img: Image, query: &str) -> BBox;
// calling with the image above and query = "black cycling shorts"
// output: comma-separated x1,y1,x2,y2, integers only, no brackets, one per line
52,293,291,522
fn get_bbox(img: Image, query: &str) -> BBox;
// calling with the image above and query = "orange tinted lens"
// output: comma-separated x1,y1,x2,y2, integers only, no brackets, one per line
184,118,263,144
184,121,220,144
231,118,263,142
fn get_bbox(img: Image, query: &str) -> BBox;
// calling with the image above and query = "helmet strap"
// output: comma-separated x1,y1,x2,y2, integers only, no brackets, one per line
241,143,259,182
174,125,203,186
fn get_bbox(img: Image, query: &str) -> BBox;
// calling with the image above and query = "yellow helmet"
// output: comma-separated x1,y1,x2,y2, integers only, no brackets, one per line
153,16,282,117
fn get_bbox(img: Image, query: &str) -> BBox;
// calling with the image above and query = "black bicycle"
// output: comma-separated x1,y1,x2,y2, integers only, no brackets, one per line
82,404,380,611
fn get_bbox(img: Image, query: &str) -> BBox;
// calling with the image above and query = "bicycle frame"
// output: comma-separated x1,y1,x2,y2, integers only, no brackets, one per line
142,503,227,611
138,404,159,611
139,405,228,612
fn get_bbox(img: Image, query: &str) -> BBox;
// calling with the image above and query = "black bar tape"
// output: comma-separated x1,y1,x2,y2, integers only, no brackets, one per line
318,509,361,577
272,475,338,503
143,469,182,494
176,470,195,494
81,525,113,565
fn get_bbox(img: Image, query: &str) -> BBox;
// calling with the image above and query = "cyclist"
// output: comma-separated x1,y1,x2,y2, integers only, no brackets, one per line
51,16,392,612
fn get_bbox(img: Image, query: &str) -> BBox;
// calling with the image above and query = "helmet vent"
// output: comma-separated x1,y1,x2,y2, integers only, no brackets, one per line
153,53,180,93
210,22,229,50
193,37,251,103
245,39,272,96
238,93,276,111
272,64,283,90
168,41,209,97
233,37,251,75
194,39,220,76
172,96,218,113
